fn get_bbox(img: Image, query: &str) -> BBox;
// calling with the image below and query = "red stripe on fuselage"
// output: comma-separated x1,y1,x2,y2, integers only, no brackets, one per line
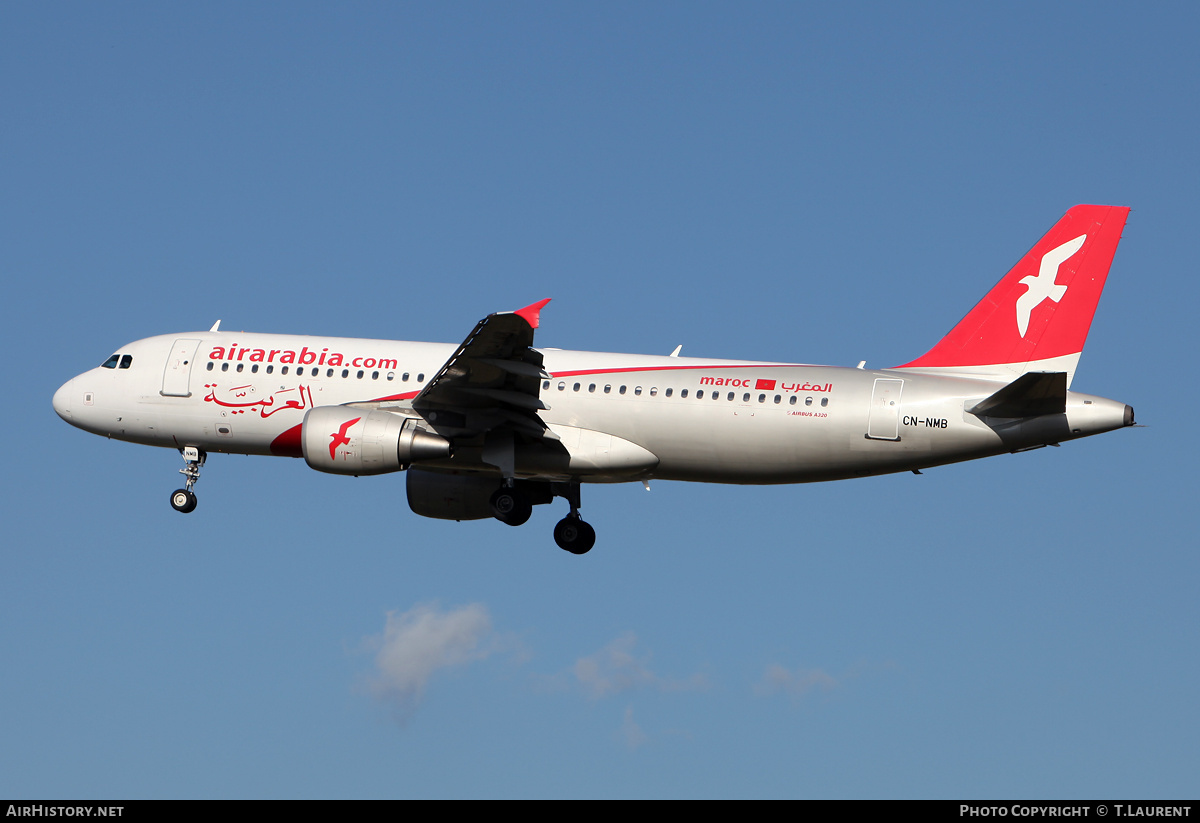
365,391,420,403
270,424,303,457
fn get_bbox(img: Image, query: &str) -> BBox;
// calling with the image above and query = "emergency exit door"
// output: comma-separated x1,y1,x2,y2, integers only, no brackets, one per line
866,378,903,441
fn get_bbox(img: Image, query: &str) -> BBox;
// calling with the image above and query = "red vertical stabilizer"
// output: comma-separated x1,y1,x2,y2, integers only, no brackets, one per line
897,205,1129,385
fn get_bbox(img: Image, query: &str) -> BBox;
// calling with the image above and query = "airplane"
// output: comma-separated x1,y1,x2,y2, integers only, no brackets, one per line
52,204,1135,554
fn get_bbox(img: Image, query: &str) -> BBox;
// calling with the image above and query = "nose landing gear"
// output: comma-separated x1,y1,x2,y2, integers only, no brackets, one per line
170,446,205,514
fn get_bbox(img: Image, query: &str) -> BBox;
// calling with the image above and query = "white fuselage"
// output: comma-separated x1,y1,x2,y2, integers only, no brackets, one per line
52,331,1131,485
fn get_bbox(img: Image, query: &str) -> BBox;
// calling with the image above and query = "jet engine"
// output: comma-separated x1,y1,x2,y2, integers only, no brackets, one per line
302,407,450,476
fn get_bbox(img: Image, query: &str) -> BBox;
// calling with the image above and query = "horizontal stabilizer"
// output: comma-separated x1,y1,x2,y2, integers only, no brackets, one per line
968,372,1066,418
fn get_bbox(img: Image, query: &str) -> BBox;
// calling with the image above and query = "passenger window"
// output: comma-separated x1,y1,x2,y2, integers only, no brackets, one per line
619,386,627,395
357,370,364,379
634,387,642,396
221,363,229,372
236,363,244,373
417,373,425,381
588,384,596,393
558,382,565,391
604,385,611,394
681,389,688,398
342,369,348,378
101,355,120,369
758,394,765,403
119,355,133,369
403,373,410,382
649,387,658,396
206,362,214,371
744,393,750,402
543,381,550,390
386,371,394,381
266,365,274,374
821,397,829,407
805,397,813,406
574,383,581,392
789,395,796,405
252,364,259,374
774,395,781,404
696,390,703,399
727,392,734,401
282,366,289,375
665,388,672,397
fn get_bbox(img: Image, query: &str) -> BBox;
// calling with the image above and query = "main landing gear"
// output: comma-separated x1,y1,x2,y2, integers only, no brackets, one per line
553,514,595,555
169,446,205,514
488,479,596,554
550,481,595,555
490,483,532,527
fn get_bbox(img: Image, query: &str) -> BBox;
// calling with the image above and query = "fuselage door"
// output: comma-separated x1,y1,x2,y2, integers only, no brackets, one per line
866,378,903,441
161,338,202,397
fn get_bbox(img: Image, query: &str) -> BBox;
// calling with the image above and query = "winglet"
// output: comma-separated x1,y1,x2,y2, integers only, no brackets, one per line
513,299,552,329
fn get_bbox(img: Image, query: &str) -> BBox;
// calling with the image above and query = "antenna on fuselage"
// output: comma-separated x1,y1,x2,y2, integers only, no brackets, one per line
210,320,221,332
669,345,682,357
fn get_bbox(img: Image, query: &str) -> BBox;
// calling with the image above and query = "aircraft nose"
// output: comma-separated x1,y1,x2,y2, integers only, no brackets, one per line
53,379,74,421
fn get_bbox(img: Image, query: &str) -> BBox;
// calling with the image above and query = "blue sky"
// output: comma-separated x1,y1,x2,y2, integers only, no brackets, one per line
3,2,1196,798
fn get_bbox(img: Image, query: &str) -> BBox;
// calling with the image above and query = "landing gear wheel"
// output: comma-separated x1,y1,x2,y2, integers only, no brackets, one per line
170,489,197,514
490,487,532,527
554,516,596,554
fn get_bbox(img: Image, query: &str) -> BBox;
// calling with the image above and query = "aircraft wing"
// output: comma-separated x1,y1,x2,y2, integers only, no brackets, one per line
413,299,553,438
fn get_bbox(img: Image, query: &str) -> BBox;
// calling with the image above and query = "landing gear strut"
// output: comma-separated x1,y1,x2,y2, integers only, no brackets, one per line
170,446,205,514
552,481,595,555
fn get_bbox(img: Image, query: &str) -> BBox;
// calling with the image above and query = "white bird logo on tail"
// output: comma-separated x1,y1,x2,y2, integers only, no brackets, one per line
1015,234,1086,337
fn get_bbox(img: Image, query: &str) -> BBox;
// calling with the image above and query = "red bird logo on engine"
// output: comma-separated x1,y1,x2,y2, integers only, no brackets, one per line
329,417,361,460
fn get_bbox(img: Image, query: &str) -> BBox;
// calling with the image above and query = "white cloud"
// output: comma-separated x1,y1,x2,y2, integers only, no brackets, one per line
365,602,498,718
754,663,837,699
572,632,708,699
619,706,648,750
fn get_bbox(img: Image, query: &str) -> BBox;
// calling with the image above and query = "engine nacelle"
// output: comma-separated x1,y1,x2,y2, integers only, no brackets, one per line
302,406,450,476
406,467,552,520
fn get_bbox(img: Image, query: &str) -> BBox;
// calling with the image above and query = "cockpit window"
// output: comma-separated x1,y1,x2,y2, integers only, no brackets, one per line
101,354,120,369
118,354,133,369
